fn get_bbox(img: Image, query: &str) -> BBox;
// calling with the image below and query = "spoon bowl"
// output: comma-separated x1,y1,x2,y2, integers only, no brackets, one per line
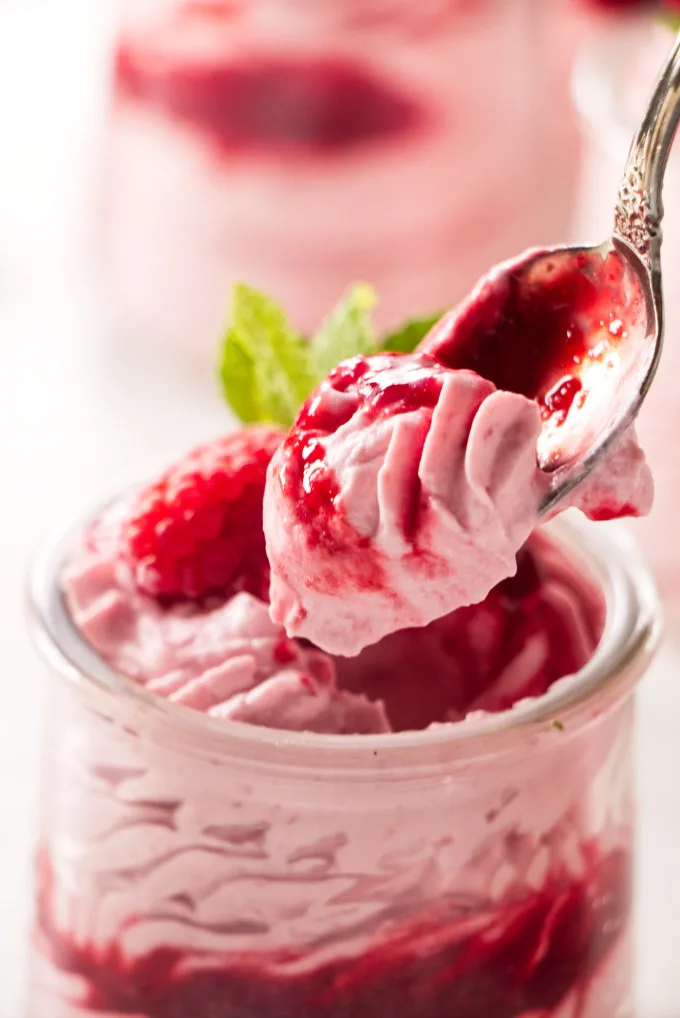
420,236,657,510
469,239,660,512
425,30,680,513
536,28,680,507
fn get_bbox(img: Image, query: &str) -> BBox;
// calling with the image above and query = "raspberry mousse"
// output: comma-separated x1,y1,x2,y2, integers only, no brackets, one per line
62,428,604,735
30,272,659,1018
31,490,653,1018
264,250,653,654
35,434,644,1018
34,836,632,1018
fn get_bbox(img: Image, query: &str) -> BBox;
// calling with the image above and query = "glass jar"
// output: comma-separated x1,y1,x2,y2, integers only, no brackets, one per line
26,513,658,1017
99,0,579,366
572,18,680,606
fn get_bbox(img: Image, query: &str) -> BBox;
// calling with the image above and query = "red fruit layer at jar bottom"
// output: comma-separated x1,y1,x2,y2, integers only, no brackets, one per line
35,845,629,1018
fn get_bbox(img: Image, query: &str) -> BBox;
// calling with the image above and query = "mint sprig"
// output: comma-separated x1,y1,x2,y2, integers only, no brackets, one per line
314,283,377,377
218,282,442,427
382,311,442,354
219,284,315,427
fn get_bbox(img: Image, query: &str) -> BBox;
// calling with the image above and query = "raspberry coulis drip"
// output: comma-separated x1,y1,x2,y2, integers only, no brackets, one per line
35,845,630,1017
583,502,641,521
428,250,630,428
467,541,600,706
280,427,384,594
335,536,604,730
115,41,420,154
280,354,444,562
543,374,584,423
283,435,339,534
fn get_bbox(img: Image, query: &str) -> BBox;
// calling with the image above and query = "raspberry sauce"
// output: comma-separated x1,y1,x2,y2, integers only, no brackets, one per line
335,535,604,731
423,249,631,429
36,845,630,1018
279,354,445,562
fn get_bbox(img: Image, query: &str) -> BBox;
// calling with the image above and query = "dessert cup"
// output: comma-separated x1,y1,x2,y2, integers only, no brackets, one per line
100,0,580,366
26,511,659,1017
572,17,680,604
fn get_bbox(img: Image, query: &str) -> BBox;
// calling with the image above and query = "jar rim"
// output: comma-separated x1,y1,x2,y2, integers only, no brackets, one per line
28,505,660,772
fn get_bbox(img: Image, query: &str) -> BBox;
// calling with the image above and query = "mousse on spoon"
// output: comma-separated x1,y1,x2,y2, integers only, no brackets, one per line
263,32,680,654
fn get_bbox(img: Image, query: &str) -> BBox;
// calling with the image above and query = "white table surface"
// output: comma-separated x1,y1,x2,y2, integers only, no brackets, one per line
0,3,679,1015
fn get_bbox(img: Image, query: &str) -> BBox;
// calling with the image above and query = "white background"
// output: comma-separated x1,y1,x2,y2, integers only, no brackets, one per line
0,2,679,1015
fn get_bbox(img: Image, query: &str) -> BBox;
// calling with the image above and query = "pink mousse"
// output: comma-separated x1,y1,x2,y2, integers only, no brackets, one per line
63,502,389,735
265,354,545,654
63,501,605,735
264,250,652,655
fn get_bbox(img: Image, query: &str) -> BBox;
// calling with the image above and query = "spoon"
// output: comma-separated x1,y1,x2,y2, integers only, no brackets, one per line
424,30,680,515
533,30,680,512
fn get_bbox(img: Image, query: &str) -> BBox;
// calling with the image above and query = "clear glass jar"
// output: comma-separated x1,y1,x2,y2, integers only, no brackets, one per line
26,513,658,1017
572,17,680,606
99,0,579,366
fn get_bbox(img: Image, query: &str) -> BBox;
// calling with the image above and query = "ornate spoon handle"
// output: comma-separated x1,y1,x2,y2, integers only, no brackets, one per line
614,30,680,268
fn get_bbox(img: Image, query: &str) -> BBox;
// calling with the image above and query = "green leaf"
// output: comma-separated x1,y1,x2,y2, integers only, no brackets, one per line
218,280,445,427
660,12,680,31
218,329,259,424
218,284,316,428
381,311,442,354
312,283,378,378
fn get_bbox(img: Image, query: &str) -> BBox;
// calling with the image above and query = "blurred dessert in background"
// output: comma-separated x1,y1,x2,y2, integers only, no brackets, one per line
100,0,582,365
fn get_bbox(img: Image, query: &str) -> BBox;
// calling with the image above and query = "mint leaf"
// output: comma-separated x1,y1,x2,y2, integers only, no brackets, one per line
219,281,445,427
382,311,442,354
219,328,259,424
660,11,680,31
312,283,378,377
219,284,316,428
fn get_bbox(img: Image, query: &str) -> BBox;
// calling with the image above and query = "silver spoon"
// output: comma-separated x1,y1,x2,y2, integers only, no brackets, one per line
537,29,680,512
423,30,680,516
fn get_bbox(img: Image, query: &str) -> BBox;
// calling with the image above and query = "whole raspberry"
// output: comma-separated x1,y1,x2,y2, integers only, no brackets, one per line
122,426,283,602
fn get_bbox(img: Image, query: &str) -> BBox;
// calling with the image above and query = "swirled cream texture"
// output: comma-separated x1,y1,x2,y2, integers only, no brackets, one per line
264,353,650,655
63,505,389,734
64,249,650,725
63,500,605,735
265,246,653,655
33,678,635,1018
265,354,544,653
